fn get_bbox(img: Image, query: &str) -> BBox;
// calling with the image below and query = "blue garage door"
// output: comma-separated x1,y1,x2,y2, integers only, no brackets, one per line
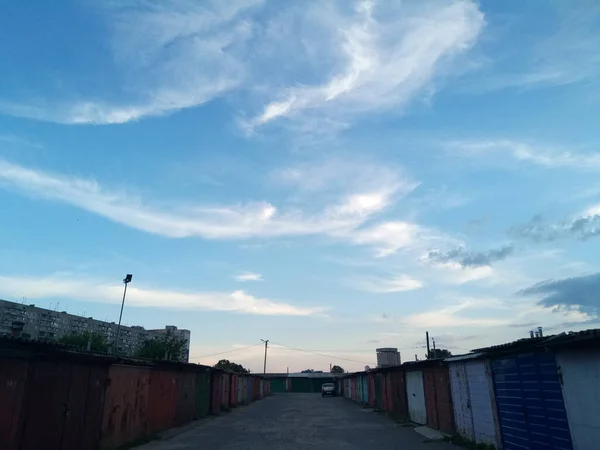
492,352,572,450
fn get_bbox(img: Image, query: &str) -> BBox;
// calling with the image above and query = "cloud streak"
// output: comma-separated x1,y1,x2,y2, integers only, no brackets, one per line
511,213,600,242
0,159,437,256
447,140,600,170
427,244,514,268
0,273,323,316
518,272,600,317
0,0,263,124
247,0,484,130
235,272,263,282
351,274,423,293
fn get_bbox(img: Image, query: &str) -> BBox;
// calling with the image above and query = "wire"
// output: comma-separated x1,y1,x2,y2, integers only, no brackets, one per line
189,343,262,360
271,341,375,365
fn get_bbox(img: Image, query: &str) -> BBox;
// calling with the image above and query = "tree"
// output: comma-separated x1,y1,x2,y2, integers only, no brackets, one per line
301,369,314,373
136,334,187,361
427,348,452,359
59,331,109,353
330,365,344,373
214,359,250,374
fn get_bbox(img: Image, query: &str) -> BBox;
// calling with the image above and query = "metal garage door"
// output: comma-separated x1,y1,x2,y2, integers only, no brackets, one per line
406,370,426,424
492,352,572,450
556,349,600,450
450,359,498,446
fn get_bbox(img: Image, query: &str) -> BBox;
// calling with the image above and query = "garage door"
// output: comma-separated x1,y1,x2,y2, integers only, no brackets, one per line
406,370,426,424
556,349,600,450
492,352,572,450
450,360,498,446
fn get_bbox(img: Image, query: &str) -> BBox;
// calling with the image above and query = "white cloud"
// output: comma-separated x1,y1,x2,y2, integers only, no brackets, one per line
0,159,436,256
448,139,600,170
0,273,323,316
352,274,423,293
0,0,263,124
247,0,484,130
235,272,263,282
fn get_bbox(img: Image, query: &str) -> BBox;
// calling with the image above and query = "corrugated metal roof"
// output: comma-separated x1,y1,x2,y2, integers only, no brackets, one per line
444,352,485,362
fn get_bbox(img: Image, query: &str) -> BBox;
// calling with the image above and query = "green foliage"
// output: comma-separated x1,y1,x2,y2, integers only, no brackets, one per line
214,359,250,374
59,331,109,352
427,348,452,359
136,334,187,361
330,365,344,373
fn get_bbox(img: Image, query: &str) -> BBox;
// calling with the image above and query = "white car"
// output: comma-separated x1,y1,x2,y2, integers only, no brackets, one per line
321,382,336,397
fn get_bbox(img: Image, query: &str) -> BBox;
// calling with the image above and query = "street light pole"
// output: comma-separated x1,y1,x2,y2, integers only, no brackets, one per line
114,274,133,354
261,339,269,374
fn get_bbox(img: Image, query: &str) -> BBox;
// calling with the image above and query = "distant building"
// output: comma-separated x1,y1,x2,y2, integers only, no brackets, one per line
376,347,401,367
147,325,191,362
0,299,191,362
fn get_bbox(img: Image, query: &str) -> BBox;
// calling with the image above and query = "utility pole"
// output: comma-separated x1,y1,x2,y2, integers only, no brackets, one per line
426,331,430,359
261,339,269,374
114,274,133,354
432,337,436,358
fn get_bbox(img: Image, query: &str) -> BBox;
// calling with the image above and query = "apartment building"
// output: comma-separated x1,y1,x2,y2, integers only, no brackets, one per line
0,299,191,362
376,347,401,367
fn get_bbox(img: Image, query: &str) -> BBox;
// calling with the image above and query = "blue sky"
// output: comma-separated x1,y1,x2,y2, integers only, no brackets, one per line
1,0,600,372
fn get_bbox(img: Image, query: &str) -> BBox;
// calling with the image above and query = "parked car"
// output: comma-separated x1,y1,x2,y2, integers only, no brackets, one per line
321,382,336,397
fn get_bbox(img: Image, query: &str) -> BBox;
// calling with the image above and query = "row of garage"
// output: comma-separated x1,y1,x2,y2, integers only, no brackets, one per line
342,330,600,450
0,336,270,450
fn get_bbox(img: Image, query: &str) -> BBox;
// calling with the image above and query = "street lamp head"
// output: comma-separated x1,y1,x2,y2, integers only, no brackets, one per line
123,274,133,284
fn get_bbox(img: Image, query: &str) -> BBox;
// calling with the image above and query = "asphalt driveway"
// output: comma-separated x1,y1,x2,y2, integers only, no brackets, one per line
136,393,461,450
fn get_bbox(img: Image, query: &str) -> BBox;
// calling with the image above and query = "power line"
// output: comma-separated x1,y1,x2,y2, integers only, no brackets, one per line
189,343,262,360
271,341,376,365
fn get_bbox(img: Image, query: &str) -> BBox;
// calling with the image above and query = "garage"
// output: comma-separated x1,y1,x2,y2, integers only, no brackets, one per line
405,369,426,424
447,354,499,447
491,351,572,450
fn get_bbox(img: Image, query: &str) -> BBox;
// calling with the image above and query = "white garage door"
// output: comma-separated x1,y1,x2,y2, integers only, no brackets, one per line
449,359,497,447
557,349,600,450
406,370,427,424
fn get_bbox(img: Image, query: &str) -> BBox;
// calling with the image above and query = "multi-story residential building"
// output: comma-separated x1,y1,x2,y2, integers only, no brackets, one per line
376,347,401,367
148,325,191,362
0,299,191,362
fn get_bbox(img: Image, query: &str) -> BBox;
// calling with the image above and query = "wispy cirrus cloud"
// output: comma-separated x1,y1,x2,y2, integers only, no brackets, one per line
0,272,325,316
0,0,263,124
0,158,439,256
235,272,263,282
447,139,600,170
351,274,423,293
511,211,600,243
246,0,484,130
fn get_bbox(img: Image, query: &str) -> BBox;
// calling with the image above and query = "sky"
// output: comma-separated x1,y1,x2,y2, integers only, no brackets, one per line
1,0,600,373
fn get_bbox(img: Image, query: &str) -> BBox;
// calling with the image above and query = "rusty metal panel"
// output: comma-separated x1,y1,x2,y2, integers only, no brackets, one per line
221,373,230,410
424,368,439,430
210,371,222,414
174,371,196,426
194,370,211,419
100,365,150,450
230,375,238,407
237,376,243,403
433,366,454,434
389,369,408,419
80,365,109,450
147,370,176,435
19,361,73,450
61,364,108,450
368,374,375,407
423,366,454,434
0,358,28,450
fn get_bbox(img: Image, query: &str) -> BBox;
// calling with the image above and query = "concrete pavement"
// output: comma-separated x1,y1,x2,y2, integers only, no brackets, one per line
135,393,462,450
